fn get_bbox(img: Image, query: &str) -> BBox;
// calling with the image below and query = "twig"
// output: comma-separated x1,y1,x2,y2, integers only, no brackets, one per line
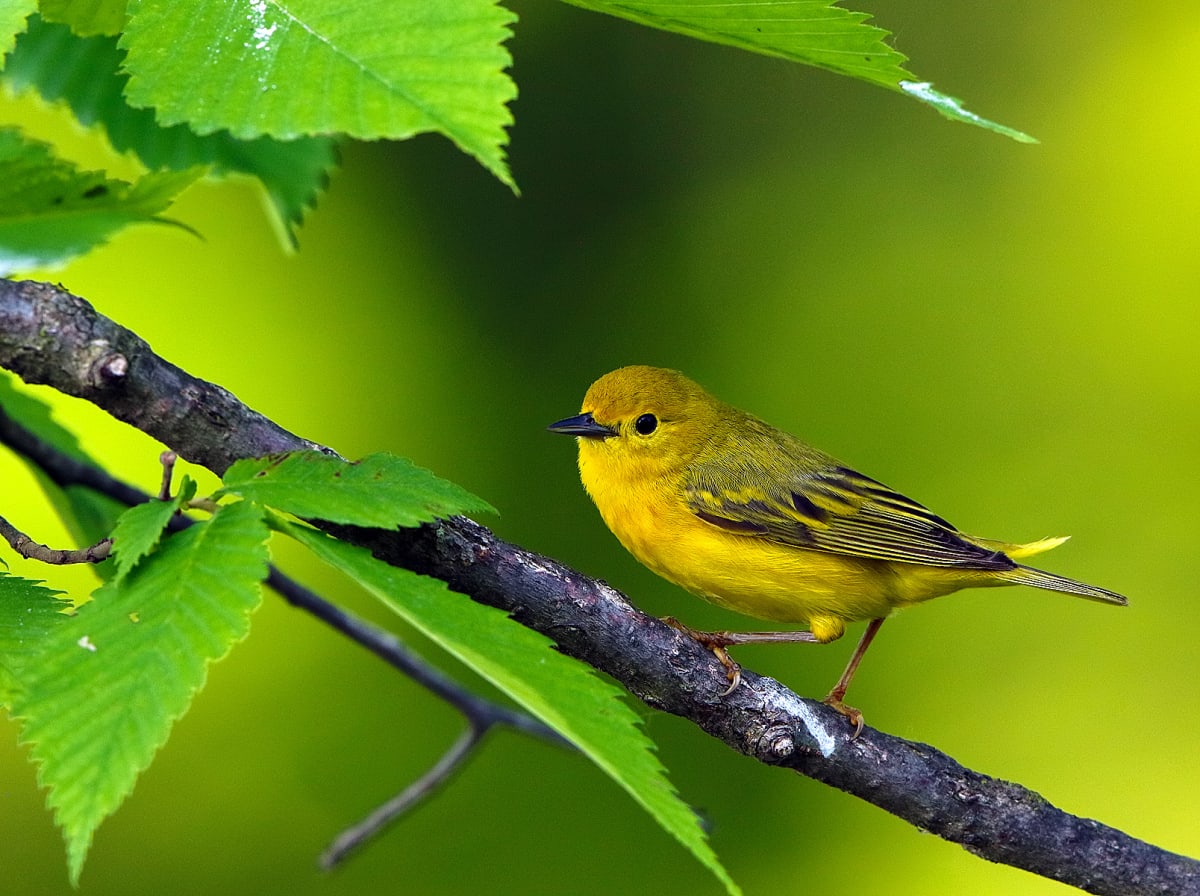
319,725,483,870
261,565,565,746
0,513,111,563
261,566,569,864
2,278,1198,896
158,451,177,500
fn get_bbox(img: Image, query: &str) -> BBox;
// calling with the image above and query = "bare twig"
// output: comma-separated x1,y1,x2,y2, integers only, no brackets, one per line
0,513,111,563
2,278,1198,896
261,565,569,863
319,725,483,870
261,565,565,746
158,451,177,500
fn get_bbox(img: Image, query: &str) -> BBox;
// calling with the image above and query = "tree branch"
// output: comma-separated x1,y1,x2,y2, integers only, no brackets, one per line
2,279,1197,896
0,279,330,471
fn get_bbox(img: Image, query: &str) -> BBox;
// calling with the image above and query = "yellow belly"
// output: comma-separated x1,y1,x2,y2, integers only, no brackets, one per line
592,480,990,642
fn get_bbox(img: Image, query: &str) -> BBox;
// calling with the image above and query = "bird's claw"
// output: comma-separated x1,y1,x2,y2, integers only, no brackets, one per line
662,617,743,695
822,694,865,739
714,646,742,696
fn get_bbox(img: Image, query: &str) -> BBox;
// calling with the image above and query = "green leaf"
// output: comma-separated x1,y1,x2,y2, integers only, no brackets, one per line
218,451,496,527
282,519,742,896
121,0,518,189
38,0,126,36
562,0,1035,143
0,127,199,275
0,571,69,707
108,478,195,582
10,500,269,884
0,0,36,60
2,16,337,246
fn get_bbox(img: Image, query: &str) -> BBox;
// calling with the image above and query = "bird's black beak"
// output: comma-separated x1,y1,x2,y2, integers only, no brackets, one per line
547,412,616,440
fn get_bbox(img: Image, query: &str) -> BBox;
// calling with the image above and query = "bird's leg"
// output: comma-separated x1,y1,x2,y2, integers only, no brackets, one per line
662,617,820,696
822,617,886,738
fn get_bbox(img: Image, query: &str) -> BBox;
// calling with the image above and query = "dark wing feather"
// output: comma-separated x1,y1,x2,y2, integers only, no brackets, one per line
684,427,1014,571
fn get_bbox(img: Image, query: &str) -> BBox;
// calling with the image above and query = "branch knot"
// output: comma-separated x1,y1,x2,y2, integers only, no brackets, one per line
755,724,797,762
94,351,129,385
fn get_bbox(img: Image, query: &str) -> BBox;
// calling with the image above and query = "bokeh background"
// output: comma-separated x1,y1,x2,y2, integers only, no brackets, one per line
2,2,1198,894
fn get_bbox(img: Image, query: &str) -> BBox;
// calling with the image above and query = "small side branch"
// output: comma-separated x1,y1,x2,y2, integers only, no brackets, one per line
262,566,569,865
263,565,566,747
320,725,482,870
0,513,111,563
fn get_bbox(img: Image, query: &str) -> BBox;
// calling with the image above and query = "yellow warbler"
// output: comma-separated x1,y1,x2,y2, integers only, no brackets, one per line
548,365,1126,732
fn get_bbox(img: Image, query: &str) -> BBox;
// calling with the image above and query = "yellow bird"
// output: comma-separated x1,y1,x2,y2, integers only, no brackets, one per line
548,365,1126,733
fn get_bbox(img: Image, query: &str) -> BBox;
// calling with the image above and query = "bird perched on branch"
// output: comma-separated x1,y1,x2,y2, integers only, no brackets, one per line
549,365,1126,734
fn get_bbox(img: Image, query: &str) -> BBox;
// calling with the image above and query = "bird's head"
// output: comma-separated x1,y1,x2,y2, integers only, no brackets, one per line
548,366,720,486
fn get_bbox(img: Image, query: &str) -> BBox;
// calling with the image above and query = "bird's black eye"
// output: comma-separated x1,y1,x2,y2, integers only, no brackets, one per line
634,413,658,435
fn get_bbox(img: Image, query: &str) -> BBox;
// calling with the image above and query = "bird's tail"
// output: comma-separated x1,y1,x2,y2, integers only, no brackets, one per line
969,533,1127,604
996,564,1128,605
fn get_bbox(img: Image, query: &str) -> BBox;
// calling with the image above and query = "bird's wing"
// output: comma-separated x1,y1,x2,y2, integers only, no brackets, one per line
684,450,1015,571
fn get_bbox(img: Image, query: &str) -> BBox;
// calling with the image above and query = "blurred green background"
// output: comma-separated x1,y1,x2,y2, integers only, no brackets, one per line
2,2,1198,894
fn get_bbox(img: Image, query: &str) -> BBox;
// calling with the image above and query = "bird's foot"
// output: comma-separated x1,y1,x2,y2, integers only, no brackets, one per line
662,616,743,695
821,693,865,739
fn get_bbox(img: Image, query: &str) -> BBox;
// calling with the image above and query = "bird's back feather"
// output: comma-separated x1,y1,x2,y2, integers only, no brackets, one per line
685,419,1017,572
